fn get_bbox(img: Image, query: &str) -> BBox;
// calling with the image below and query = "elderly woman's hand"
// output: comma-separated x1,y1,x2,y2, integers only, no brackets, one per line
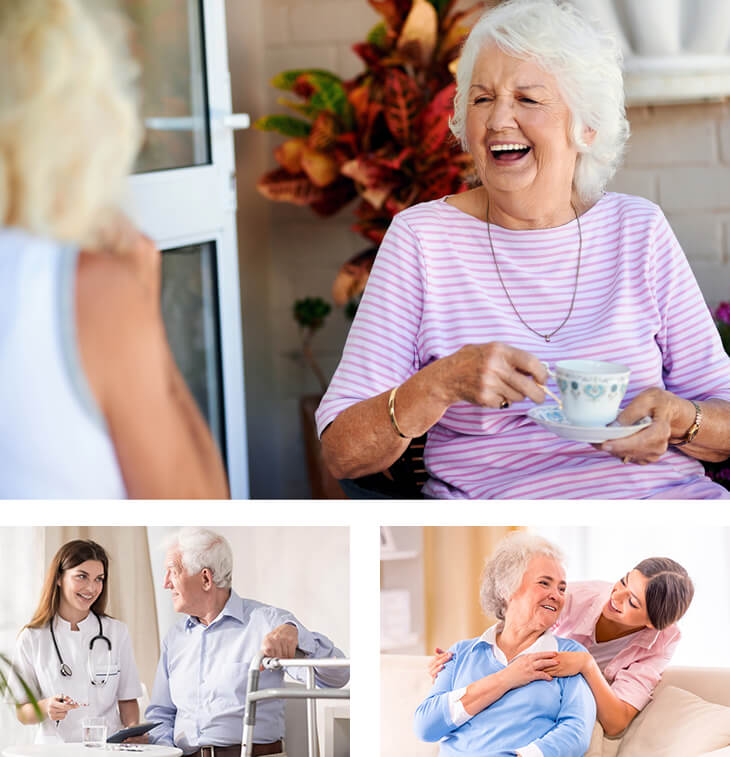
597,388,695,464
428,648,453,682
500,651,557,689
440,342,549,409
543,651,590,678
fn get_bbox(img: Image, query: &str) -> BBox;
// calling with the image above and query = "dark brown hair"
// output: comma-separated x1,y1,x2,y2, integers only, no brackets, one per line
26,540,110,629
635,557,694,630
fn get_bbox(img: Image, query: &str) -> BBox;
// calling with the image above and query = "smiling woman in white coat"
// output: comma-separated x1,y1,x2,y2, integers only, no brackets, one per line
13,540,143,743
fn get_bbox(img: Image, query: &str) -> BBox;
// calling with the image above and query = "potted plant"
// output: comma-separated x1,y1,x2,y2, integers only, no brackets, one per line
255,0,485,309
0,652,41,721
292,297,345,498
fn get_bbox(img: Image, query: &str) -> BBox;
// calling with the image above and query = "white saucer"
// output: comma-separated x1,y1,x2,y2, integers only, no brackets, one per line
527,405,652,443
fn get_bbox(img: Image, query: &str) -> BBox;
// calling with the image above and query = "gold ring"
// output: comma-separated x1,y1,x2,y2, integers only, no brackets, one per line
499,399,510,410
621,456,631,464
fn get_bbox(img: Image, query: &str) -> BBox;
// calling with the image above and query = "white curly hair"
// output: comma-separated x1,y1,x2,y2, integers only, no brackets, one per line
168,528,234,590
450,0,629,203
0,0,141,244
480,531,565,621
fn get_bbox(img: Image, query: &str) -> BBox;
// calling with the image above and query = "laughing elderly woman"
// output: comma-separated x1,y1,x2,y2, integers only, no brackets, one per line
316,0,730,499
414,532,595,756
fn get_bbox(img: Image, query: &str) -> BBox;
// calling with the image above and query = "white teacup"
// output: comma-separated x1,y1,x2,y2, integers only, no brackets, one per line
548,359,630,427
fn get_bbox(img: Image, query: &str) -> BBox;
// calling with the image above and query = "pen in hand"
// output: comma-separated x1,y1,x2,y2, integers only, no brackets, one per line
55,694,64,728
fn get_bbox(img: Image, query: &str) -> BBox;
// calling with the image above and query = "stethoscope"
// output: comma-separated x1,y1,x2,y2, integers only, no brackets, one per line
49,610,113,687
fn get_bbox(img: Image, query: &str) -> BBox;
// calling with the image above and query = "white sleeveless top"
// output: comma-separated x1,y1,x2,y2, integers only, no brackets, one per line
0,228,126,497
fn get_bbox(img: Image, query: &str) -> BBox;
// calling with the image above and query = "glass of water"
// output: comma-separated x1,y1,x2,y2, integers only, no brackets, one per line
82,717,108,748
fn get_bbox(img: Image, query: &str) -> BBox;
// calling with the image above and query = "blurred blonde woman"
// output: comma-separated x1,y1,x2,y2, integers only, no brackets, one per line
0,0,228,498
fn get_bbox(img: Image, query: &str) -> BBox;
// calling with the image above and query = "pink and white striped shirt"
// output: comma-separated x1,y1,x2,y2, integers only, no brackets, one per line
316,193,730,499
553,580,680,711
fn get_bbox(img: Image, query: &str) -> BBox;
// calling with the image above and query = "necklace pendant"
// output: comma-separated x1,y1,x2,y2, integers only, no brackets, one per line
544,335,551,342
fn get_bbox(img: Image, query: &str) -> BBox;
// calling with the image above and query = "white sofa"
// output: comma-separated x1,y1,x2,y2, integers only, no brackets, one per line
381,654,730,757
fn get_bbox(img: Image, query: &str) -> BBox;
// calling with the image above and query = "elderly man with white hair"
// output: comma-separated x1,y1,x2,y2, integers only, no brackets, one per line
145,528,347,757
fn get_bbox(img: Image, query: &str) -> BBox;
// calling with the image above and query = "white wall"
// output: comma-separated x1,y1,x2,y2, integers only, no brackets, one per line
148,526,349,654
534,525,730,668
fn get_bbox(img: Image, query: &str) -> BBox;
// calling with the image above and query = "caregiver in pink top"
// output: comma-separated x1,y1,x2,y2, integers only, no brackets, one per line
315,0,730,499
430,557,694,737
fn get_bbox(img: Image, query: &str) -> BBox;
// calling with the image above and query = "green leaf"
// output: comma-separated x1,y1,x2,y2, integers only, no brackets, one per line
306,78,355,129
293,297,331,330
271,69,340,91
367,21,388,48
253,115,311,137
426,0,453,17
0,653,42,721
276,97,320,120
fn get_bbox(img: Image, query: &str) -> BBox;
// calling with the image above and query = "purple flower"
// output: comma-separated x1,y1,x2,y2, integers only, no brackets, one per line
715,302,730,324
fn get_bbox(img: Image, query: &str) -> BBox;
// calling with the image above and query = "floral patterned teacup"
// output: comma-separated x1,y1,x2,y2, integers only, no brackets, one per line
547,359,630,427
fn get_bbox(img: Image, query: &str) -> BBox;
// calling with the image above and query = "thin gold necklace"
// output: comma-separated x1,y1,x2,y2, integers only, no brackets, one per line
486,197,582,343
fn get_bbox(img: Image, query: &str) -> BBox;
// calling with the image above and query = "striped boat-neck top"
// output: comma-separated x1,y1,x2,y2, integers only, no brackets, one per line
316,192,730,499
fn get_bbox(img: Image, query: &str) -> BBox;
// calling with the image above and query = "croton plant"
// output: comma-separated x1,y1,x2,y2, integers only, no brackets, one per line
255,0,487,306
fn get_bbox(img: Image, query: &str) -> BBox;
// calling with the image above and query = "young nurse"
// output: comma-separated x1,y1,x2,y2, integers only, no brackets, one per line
429,557,694,736
14,540,143,743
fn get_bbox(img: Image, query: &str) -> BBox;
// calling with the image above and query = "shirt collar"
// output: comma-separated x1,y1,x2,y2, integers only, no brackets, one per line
185,589,243,630
54,611,98,633
474,623,558,665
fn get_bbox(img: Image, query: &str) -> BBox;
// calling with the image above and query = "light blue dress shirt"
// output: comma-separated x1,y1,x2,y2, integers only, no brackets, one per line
146,591,347,753
414,630,596,757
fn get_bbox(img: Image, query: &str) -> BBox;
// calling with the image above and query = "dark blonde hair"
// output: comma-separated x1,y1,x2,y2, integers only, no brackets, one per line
635,557,694,631
26,539,110,629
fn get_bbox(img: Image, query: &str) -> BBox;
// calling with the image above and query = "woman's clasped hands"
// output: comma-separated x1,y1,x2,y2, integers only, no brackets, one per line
438,342,548,409
499,651,559,687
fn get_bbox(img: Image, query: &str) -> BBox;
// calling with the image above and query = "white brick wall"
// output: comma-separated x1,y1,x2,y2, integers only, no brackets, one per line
237,0,730,498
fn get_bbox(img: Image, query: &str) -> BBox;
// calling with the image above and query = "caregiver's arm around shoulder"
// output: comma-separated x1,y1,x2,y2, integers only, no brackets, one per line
321,342,548,480
76,227,229,499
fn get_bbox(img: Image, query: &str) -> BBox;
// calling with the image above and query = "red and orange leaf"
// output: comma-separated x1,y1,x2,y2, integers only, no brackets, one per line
419,82,456,154
383,68,423,146
310,178,358,216
397,0,438,66
368,0,412,31
274,137,308,174
352,42,388,68
300,147,340,187
257,168,327,206
307,112,339,151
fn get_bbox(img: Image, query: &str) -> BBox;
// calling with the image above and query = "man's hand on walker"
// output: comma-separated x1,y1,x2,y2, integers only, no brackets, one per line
261,622,299,659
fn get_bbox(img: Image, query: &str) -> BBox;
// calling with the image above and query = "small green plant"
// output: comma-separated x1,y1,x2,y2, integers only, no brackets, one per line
293,297,332,394
0,652,41,720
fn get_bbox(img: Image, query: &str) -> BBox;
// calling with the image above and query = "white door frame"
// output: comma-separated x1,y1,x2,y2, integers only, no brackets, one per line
126,0,249,498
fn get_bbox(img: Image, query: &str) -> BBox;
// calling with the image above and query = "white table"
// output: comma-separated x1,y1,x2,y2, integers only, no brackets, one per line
2,745,181,757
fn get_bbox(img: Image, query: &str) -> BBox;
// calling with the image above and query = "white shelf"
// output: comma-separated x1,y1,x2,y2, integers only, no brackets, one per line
381,632,420,652
380,549,419,561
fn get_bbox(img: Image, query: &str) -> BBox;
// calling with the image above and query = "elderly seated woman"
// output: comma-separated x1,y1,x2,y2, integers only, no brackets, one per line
316,0,730,499
414,532,596,756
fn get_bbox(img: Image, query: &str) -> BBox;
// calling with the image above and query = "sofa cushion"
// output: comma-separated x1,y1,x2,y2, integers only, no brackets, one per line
618,685,730,757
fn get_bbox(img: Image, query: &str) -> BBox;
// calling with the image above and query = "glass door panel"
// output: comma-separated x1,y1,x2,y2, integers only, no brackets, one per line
161,242,225,455
123,0,211,172
123,0,249,496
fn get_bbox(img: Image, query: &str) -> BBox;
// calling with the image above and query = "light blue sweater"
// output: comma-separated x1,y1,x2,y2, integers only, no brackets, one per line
414,633,596,757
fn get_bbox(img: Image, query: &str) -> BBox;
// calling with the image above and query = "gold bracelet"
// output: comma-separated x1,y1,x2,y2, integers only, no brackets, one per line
388,386,411,439
670,400,703,447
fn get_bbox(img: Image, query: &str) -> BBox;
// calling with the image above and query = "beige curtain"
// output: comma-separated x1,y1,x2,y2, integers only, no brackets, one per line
44,526,159,693
423,526,523,653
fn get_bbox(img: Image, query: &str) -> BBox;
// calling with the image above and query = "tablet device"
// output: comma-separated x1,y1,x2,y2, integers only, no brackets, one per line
107,722,160,743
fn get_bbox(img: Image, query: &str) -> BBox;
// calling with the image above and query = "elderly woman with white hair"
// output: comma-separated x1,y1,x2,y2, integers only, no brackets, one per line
316,0,730,499
414,532,595,756
0,0,228,497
